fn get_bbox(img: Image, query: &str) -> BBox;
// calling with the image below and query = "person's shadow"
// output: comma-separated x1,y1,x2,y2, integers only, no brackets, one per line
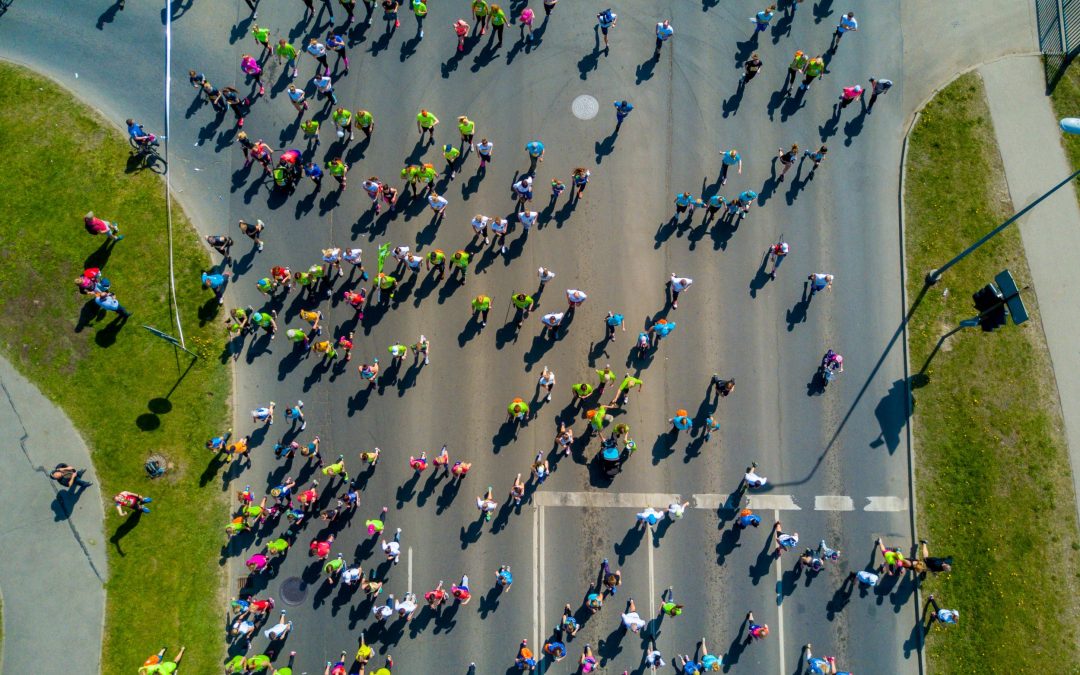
96,0,124,30
110,509,143,555
785,282,811,331
51,484,89,521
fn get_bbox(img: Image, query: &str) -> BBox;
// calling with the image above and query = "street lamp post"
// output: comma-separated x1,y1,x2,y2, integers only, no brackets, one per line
925,118,1080,285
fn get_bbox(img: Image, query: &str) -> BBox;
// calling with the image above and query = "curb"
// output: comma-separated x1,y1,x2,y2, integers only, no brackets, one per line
897,106,926,675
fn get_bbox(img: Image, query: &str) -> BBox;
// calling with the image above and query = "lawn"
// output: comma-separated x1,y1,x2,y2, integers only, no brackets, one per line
1049,57,1080,203
905,72,1080,671
0,62,230,673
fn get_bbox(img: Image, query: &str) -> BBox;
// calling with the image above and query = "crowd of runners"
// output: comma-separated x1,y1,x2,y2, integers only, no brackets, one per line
82,1,965,673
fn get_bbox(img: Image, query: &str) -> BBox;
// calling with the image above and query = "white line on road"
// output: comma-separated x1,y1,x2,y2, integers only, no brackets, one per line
648,534,655,617
533,492,681,508
408,546,413,592
774,509,786,675
532,505,539,653
539,505,546,647
746,494,802,511
864,496,909,512
814,495,855,511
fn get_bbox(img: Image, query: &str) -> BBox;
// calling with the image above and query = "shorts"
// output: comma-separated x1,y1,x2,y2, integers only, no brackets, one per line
599,24,609,35
676,203,688,213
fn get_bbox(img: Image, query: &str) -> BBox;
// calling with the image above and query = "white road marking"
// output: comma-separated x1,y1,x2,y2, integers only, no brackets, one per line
533,492,681,508
815,495,855,511
539,505,546,649
648,534,655,617
408,546,413,592
774,509,786,675
745,494,802,511
864,496,909,512
532,505,539,652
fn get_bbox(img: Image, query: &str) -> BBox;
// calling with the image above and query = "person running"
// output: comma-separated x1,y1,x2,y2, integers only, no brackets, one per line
613,99,633,129
735,506,761,529
746,612,769,642
427,190,448,221
838,83,863,110
802,644,842,675
719,149,742,186
240,54,265,96
450,249,470,283
301,118,321,146
803,144,828,172
326,157,348,191
571,167,591,198
313,74,338,109
509,473,525,506
742,52,762,85
525,139,545,170
776,144,799,181
654,19,674,58
540,311,564,338
251,23,272,56
332,107,354,142
327,30,350,72
876,537,908,574
597,8,617,49
784,50,809,92
800,55,825,91
518,6,534,42
451,459,472,480
609,373,642,407
416,108,439,144
867,77,893,111
774,520,799,556
383,0,401,32
471,0,488,34
669,273,692,309
579,644,598,672
139,647,185,675
742,462,767,489
926,595,960,628
454,18,471,51
674,191,697,219
767,240,789,280
531,451,550,484
470,293,492,326
489,3,507,46
507,397,530,422
636,506,663,530
284,400,306,430
808,272,834,294
275,39,299,79
512,291,535,326
304,38,331,76
659,587,683,617
735,189,758,219
252,401,276,425
381,528,402,564
476,486,498,520
830,11,858,52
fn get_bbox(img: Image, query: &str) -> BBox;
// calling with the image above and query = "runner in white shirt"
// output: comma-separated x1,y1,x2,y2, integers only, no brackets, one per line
492,217,509,253
743,462,768,488
404,253,424,272
538,266,555,286
395,592,418,620
471,214,491,244
636,506,664,530
517,209,538,231
262,610,293,640
667,499,689,520
566,288,587,309
541,312,565,337
621,598,648,632
669,273,693,309
372,601,394,621
341,565,362,586
428,191,448,219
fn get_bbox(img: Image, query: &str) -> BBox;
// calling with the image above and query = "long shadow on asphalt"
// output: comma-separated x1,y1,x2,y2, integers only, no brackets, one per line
109,510,143,556
722,81,745,118
435,478,462,514
613,525,645,564
784,162,812,205
578,43,602,80
721,616,749,669
635,56,657,85
415,469,442,508
843,105,868,146
826,570,856,620
732,32,758,68
748,247,772,298
785,282,811,331
597,624,626,665
813,0,835,23
747,532,775,586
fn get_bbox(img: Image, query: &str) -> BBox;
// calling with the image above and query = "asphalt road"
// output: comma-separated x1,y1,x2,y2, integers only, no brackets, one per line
0,0,918,672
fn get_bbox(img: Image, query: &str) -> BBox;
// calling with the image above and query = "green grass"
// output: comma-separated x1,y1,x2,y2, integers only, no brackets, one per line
0,62,230,673
1050,58,1080,203
905,72,1080,672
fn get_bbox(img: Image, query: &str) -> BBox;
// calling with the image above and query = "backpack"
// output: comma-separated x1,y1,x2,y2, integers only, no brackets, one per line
599,9,614,24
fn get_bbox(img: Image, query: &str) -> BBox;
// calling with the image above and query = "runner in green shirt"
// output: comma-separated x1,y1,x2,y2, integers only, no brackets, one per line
416,108,439,143
512,292,535,326
458,115,476,148
507,398,530,420
374,273,398,301
443,144,461,178
267,537,289,555
356,109,375,139
472,294,492,325
412,0,427,38
324,554,345,582
332,107,354,141
472,0,489,33
246,654,272,671
251,25,271,56
224,654,245,674
401,164,421,195
610,375,643,406
427,248,447,276
590,405,609,433
417,162,437,189
301,118,320,145
785,50,809,91
596,365,616,394
276,40,298,78
800,56,824,90
572,382,594,400
489,3,507,46
451,250,470,283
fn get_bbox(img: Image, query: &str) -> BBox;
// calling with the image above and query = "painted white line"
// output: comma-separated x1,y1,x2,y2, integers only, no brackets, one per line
407,546,413,592
864,496,909,512
532,492,681,508
774,509,786,675
539,505,546,649
532,505,539,652
814,495,855,511
746,494,802,511
648,534,655,617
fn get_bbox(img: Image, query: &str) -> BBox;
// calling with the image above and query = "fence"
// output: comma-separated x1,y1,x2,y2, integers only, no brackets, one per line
1037,0,1080,89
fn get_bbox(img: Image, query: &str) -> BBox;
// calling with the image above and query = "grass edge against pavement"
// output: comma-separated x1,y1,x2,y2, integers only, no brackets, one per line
904,71,1080,671
0,61,231,674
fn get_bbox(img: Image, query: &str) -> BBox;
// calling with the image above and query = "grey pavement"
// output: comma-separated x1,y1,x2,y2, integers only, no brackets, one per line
0,0,1041,672
981,55,1080,527
0,354,107,675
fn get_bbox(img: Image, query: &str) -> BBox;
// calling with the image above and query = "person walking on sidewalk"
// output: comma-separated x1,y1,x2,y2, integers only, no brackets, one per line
51,463,93,490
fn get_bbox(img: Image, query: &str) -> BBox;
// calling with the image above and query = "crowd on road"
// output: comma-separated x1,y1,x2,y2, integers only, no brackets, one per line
65,0,959,673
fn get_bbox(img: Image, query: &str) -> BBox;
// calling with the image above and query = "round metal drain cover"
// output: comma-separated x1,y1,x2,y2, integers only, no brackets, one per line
572,95,599,120
280,577,308,606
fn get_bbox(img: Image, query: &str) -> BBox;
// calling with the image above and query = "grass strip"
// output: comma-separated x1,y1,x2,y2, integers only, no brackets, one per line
0,61,230,673
904,71,1080,671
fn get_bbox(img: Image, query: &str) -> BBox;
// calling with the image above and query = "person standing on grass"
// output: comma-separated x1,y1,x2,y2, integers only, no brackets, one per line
84,211,123,241
51,463,92,490
95,291,132,319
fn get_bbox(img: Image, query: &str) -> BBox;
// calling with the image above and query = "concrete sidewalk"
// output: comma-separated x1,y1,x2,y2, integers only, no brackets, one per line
980,55,1080,526
0,355,106,675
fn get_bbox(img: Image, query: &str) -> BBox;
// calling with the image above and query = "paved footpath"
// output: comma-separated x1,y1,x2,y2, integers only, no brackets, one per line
0,355,106,675
981,55,1080,527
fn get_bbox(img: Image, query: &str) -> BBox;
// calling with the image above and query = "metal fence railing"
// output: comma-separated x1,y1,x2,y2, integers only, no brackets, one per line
1038,0,1080,89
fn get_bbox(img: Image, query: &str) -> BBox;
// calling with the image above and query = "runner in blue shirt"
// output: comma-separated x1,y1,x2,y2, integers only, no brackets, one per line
604,311,624,340
596,8,617,48
526,140,544,169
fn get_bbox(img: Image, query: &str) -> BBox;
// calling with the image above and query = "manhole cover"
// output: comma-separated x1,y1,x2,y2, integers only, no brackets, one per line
280,577,308,606
572,95,599,120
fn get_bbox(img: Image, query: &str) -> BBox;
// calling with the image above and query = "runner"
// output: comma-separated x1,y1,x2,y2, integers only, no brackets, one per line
597,8,617,48
800,55,825,91
808,272,834,294
454,18,470,51
489,3,507,46
669,273,692,308
769,240,790,279
240,53,265,96
654,19,674,57
471,0,488,34
332,106,354,142
452,574,472,603
838,83,864,110
518,6,534,42
742,52,763,85
477,137,494,168
830,11,858,52
304,37,331,76
774,520,799,556
867,77,893,111
326,30,350,73
746,611,769,642
776,144,799,181
476,485,498,520
571,167,591,198
326,157,348,190
784,49,809,92
540,311,564,338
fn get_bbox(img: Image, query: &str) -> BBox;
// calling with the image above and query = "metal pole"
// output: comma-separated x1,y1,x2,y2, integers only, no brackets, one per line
926,166,1080,284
